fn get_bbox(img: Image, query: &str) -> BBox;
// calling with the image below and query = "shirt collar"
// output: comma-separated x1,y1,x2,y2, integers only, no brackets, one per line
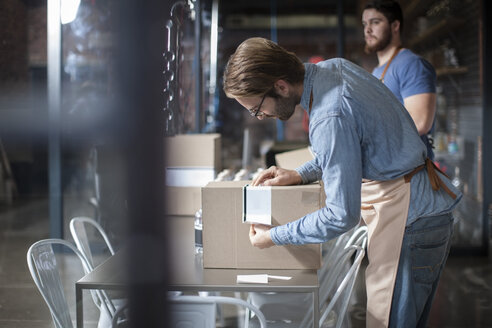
301,63,316,111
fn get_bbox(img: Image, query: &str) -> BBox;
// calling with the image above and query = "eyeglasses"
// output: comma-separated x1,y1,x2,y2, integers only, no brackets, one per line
248,91,268,118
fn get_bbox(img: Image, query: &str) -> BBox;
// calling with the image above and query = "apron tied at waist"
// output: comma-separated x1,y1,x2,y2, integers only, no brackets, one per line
362,157,456,327
403,158,457,200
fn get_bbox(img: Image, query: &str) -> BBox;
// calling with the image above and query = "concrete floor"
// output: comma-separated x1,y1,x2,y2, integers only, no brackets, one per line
1,196,491,328
0,196,101,328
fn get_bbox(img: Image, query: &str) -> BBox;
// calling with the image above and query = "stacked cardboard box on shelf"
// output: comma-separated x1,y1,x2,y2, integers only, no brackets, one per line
164,134,221,215
164,134,221,255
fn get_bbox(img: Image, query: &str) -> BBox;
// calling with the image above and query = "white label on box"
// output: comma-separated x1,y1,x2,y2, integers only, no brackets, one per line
165,167,215,187
242,185,272,225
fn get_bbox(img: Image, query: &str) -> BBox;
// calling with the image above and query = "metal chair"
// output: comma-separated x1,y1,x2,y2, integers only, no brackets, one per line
312,244,366,328
70,216,122,325
111,295,268,328
320,225,367,282
245,243,366,328
26,239,98,328
88,147,102,223
69,216,115,268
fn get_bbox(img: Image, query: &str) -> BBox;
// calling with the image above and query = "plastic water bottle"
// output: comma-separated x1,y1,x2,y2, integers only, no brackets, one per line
194,209,203,255
451,167,462,191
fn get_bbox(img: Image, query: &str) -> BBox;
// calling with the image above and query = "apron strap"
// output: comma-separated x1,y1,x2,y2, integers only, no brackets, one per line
403,158,457,199
379,46,402,83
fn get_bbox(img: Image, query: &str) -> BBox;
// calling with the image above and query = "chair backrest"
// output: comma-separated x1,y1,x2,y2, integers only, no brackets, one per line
320,232,349,283
318,245,365,328
69,216,115,268
26,239,93,328
299,244,365,328
69,216,118,317
111,295,268,328
88,147,101,222
320,225,367,283
346,226,368,249
327,245,365,328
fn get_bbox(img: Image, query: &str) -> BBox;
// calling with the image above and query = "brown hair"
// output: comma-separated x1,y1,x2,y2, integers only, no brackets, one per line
364,0,404,33
223,37,305,98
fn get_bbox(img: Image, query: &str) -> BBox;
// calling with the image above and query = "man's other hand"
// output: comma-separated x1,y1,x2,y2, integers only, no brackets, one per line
249,224,275,249
251,166,302,186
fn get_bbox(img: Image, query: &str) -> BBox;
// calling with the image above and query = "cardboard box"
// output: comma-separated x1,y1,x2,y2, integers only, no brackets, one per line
167,215,195,258
164,134,221,216
264,142,309,167
164,133,221,169
165,187,201,216
275,147,314,170
275,146,327,206
167,215,197,281
202,180,322,269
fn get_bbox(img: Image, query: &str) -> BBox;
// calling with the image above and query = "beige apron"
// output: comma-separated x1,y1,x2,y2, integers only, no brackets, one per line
361,177,410,328
361,159,457,328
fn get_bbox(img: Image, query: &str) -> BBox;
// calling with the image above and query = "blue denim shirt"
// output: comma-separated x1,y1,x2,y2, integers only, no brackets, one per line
270,59,462,245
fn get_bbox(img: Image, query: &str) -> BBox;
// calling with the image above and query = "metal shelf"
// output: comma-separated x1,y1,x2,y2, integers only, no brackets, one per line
403,0,428,21
408,18,465,49
436,66,469,77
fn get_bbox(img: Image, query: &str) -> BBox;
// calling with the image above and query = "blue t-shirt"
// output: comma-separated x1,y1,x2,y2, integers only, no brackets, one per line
269,60,461,245
372,49,437,159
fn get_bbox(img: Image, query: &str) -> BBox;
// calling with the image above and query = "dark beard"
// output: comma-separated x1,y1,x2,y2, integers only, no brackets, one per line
364,27,392,54
275,94,300,121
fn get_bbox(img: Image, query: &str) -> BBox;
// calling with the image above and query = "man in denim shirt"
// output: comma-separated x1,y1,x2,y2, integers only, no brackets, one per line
223,37,461,328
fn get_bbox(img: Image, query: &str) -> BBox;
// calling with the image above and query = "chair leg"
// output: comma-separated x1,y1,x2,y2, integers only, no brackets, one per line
244,294,252,328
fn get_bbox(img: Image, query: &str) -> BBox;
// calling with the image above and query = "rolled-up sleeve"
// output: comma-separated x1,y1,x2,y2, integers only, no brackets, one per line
296,158,322,184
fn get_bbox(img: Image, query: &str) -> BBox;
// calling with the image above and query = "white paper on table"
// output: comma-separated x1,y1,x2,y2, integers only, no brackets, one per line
236,274,292,284
267,275,292,280
242,185,272,225
237,274,269,284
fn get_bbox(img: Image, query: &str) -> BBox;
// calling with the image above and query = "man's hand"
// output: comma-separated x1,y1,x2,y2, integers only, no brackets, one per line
251,166,302,186
249,224,275,249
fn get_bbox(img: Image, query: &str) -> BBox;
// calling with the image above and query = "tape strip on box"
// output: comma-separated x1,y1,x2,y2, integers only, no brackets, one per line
242,184,272,225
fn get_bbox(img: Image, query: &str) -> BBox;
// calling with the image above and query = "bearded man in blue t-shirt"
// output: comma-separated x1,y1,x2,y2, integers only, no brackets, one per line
362,0,436,159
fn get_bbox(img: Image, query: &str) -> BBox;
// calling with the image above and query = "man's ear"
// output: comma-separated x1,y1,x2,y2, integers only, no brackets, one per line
391,20,400,36
274,80,290,97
